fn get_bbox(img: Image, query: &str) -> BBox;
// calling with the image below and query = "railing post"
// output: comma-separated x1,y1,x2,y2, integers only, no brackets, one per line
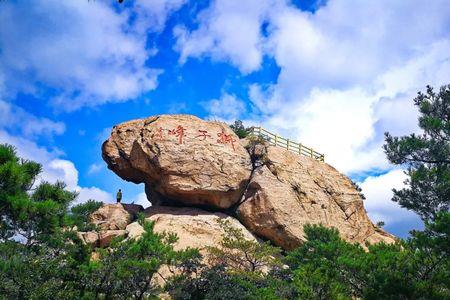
310,148,313,158
287,139,290,150
274,134,278,146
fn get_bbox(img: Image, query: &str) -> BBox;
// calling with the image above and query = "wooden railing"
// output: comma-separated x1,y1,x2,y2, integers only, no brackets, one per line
248,126,325,162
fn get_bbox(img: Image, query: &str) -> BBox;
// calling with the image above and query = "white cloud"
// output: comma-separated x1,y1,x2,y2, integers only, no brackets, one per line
267,1,450,92
88,163,104,175
39,155,114,206
174,0,282,73
359,169,422,231
0,0,184,111
74,186,114,207
203,93,246,122
132,0,187,33
0,100,65,139
132,192,151,209
44,159,79,190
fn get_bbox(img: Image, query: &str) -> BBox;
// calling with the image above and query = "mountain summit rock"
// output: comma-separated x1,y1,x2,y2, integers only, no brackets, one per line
101,114,395,250
102,115,252,209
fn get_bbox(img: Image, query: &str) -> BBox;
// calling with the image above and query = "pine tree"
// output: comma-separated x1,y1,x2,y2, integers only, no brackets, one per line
384,84,450,220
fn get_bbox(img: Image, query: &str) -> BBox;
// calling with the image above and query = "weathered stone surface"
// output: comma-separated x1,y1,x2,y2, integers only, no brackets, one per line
237,145,396,250
139,206,259,285
102,115,252,209
125,222,145,240
142,206,257,252
77,231,99,247
89,203,131,230
98,230,127,248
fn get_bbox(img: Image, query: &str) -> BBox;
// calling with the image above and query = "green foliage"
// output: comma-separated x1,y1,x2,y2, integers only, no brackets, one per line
376,221,385,227
166,220,290,300
81,221,201,299
351,180,366,200
167,264,295,300
285,223,450,300
285,225,361,300
207,219,282,274
0,144,77,244
230,120,250,139
384,84,450,220
0,232,90,299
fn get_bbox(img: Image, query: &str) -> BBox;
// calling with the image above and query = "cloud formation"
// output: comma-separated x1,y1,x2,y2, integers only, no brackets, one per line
174,0,282,73
0,100,65,138
202,93,246,122
0,0,176,111
359,169,423,235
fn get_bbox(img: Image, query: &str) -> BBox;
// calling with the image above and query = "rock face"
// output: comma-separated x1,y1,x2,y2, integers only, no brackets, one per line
77,231,100,247
102,115,252,209
142,206,257,252
78,203,144,248
81,205,257,252
99,114,395,251
237,145,395,250
89,203,133,230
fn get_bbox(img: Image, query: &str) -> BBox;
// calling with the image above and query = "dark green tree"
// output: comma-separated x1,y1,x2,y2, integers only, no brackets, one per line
285,223,450,300
384,84,450,220
0,144,77,245
166,219,292,300
230,120,250,139
206,219,282,274
285,225,362,300
81,219,201,299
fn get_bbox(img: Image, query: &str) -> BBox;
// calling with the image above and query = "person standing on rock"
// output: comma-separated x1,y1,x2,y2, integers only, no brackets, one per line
116,189,122,203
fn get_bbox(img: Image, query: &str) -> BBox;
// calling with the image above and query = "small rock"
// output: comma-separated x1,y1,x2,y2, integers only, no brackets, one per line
77,231,99,247
98,230,127,248
89,203,131,230
126,222,145,240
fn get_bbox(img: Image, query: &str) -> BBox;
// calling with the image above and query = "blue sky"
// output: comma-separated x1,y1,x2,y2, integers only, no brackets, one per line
1,0,450,237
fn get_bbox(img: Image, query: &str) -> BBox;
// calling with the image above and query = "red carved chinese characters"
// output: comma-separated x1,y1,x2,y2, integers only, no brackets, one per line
151,127,164,140
196,130,211,141
217,129,236,151
168,125,186,144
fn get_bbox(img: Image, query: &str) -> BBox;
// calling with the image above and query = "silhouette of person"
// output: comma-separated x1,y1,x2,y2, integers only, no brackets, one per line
116,189,122,203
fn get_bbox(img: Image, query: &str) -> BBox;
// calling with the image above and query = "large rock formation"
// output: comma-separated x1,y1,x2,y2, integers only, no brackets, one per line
236,145,395,250
102,115,252,209
100,114,395,250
